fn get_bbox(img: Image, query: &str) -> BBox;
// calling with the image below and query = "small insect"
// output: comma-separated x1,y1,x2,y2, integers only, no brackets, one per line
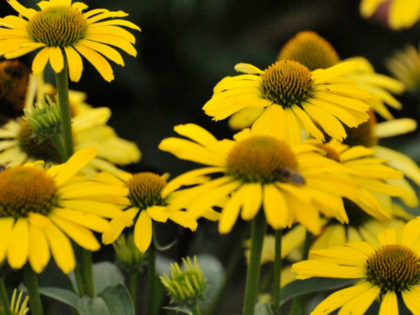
273,167,305,186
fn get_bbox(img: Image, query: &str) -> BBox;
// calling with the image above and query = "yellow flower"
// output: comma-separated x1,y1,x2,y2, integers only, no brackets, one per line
360,0,420,29
204,60,370,142
159,118,377,235
387,44,420,91
101,172,197,253
344,112,420,208
0,0,140,81
0,85,141,175
293,218,420,314
229,31,404,130
0,147,127,273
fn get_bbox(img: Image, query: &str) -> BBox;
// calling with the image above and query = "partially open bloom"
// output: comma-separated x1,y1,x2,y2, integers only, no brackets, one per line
159,117,380,235
0,147,126,273
204,59,370,142
10,289,29,315
0,0,140,81
293,218,420,314
102,172,197,253
360,0,420,29
387,45,420,91
0,85,141,175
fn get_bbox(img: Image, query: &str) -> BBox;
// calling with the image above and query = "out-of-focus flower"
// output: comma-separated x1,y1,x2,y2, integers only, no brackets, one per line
360,0,420,29
0,148,126,273
0,0,140,81
293,218,420,314
10,289,29,315
387,45,420,91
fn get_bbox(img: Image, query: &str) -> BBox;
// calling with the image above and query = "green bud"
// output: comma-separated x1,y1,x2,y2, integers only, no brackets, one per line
113,234,145,273
160,256,207,308
24,96,61,138
10,289,29,315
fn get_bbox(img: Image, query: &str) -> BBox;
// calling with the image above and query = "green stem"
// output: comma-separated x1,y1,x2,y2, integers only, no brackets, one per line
54,57,74,158
23,265,43,315
79,249,95,297
191,303,201,315
51,133,67,162
242,211,266,315
290,231,313,315
128,272,139,311
273,229,282,313
208,232,244,315
0,277,10,315
147,245,156,315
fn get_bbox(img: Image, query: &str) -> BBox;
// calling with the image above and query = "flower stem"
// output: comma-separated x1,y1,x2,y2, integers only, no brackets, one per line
128,272,139,311
191,303,201,315
147,244,156,315
78,248,95,297
242,211,266,315
54,57,74,158
0,276,10,315
23,265,43,315
273,229,282,312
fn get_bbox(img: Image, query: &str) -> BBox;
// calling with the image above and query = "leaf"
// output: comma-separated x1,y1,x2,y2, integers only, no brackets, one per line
39,287,80,308
99,284,135,315
92,262,125,295
254,303,274,315
77,296,111,315
280,278,358,305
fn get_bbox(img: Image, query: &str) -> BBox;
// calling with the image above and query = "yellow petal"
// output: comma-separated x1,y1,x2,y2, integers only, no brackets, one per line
102,208,138,244
45,223,75,273
379,291,398,315
64,46,83,82
263,185,292,230
7,218,29,269
0,218,15,263
28,224,50,273
49,47,64,73
134,210,152,253
74,43,114,82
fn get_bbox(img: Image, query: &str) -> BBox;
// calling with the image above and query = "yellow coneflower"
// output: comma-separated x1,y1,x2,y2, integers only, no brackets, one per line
386,44,420,91
158,119,380,235
0,0,140,81
360,0,420,29
0,147,126,273
293,218,420,314
204,59,370,142
101,172,198,253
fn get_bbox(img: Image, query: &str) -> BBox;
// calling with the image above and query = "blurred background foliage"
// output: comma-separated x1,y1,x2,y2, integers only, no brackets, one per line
1,0,420,313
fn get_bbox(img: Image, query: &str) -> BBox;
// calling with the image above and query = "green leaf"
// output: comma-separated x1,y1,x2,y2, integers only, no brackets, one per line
99,284,134,315
92,262,125,295
39,287,80,308
254,303,274,315
280,278,358,305
77,297,111,315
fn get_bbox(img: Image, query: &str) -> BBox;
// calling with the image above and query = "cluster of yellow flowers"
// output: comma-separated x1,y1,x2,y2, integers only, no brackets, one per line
0,0,420,314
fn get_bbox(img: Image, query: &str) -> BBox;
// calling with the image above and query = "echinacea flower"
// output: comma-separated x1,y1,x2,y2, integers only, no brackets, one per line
204,59,370,142
0,147,126,273
0,85,141,175
102,172,198,253
293,218,420,314
386,44,420,91
0,0,140,81
159,117,378,235
360,0,420,29
228,31,404,130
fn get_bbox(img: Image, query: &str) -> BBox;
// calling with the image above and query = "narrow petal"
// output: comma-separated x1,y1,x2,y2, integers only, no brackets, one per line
134,210,152,253
219,185,247,234
32,47,51,74
241,183,262,221
263,185,292,230
74,44,114,82
402,285,420,314
102,208,138,244
0,218,15,263
64,46,83,82
49,47,64,73
78,39,124,66
379,291,398,315
28,225,50,273
7,218,29,269
45,223,75,273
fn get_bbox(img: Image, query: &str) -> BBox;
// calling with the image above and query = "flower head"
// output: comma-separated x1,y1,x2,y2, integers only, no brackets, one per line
101,172,197,253
10,289,29,315
0,147,127,273
0,0,140,82
159,119,379,234
360,0,420,29
292,218,420,314
387,45,420,91
113,233,144,273
160,256,207,308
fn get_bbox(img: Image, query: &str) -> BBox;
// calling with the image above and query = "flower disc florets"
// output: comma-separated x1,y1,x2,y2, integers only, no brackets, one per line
127,172,166,209
226,136,302,184
278,31,340,70
0,166,57,217
260,60,313,108
17,120,62,163
343,111,378,147
27,6,87,47
366,244,420,293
